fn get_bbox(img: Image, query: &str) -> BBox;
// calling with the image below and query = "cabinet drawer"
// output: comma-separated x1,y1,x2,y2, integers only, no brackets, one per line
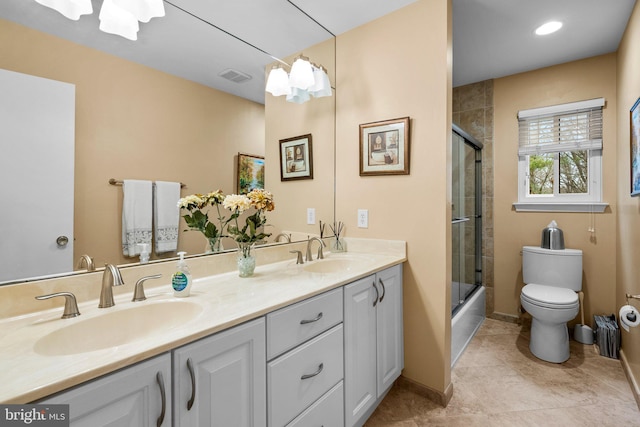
286,381,344,427
267,287,343,360
268,324,344,427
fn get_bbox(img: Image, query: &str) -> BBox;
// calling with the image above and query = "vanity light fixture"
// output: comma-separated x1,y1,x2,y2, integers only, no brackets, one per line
535,20,563,36
266,56,332,104
33,0,165,41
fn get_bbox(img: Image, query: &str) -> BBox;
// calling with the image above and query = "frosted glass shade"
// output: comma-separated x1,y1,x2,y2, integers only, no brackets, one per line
99,0,140,41
265,67,291,96
309,67,332,98
288,57,314,90
34,0,93,20
286,87,311,104
112,0,165,23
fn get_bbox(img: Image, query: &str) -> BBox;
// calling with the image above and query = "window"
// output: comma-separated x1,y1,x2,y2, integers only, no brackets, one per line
515,98,607,212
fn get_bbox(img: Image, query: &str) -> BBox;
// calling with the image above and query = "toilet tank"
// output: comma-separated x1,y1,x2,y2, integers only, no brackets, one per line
522,246,583,291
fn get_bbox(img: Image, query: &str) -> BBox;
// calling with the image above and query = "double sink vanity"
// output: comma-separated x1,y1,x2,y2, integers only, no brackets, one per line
0,238,406,427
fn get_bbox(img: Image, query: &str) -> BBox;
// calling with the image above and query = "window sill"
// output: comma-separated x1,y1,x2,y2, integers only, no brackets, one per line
513,202,609,213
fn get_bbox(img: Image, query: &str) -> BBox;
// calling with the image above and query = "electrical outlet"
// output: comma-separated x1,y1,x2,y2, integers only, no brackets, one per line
357,209,368,228
307,208,316,225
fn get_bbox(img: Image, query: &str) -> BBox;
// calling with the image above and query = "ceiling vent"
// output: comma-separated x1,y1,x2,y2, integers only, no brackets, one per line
219,69,252,84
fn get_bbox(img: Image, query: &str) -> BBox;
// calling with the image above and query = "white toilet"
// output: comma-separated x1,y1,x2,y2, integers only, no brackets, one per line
521,246,582,363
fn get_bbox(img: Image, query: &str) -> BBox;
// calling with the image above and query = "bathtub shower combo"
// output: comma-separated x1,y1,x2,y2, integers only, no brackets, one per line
451,124,485,367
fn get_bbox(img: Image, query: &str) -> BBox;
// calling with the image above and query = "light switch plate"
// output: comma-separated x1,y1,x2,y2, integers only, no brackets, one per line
357,209,368,228
307,208,316,225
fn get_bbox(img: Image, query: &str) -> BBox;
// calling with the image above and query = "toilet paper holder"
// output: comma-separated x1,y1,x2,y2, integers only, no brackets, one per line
624,294,640,323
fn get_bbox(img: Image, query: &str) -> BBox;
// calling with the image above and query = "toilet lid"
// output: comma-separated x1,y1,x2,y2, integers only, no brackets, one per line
521,284,578,308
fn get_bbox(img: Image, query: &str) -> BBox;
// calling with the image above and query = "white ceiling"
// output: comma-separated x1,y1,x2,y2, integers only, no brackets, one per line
0,0,637,103
452,0,637,87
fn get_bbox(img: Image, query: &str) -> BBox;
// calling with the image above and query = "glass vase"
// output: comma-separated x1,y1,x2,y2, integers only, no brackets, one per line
237,242,256,277
331,237,347,253
206,236,223,253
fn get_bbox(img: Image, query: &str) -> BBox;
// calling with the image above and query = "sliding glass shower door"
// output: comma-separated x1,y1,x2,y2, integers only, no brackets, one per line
452,125,482,315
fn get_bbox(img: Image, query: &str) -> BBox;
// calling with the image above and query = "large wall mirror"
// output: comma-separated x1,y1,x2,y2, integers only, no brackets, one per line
0,0,336,284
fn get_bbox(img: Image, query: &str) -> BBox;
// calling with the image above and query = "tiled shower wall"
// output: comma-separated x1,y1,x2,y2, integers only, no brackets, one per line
453,80,495,317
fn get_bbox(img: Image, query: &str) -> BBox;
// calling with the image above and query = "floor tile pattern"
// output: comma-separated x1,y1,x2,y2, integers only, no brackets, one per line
365,318,639,426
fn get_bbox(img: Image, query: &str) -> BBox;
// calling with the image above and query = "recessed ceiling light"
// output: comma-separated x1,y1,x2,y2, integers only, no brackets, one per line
535,21,563,36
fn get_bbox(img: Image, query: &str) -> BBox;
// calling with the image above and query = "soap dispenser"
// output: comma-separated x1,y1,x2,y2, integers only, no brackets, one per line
172,251,192,297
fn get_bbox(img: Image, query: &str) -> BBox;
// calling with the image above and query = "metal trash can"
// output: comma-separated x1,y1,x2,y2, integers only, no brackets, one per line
541,220,565,250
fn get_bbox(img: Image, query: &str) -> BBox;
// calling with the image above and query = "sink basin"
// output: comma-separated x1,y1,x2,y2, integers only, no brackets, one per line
303,258,355,274
34,300,203,356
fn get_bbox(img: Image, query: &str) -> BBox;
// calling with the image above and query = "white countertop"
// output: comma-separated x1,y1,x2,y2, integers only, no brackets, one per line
0,241,405,403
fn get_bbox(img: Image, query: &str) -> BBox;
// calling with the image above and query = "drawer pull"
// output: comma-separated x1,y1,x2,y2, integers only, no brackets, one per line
187,358,196,411
156,371,166,427
372,281,379,307
378,278,386,303
300,312,323,324
301,363,324,380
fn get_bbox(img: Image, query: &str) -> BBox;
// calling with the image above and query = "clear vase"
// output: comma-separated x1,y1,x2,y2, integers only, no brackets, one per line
331,237,347,253
205,236,223,253
237,242,256,277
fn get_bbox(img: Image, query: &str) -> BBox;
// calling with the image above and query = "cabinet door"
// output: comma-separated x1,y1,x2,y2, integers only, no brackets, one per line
173,318,266,427
343,275,377,427
375,264,404,396
40,354,171,427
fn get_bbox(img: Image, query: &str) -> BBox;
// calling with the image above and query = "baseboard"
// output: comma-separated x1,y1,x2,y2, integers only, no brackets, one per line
489,311,521,324
396,375,454,407
620,349,640,410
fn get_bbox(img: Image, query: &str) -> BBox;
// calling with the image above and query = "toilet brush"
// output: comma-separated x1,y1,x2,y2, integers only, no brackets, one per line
574,291,594,345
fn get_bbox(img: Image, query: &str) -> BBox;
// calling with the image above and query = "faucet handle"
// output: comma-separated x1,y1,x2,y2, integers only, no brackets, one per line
289,250,304,264
132,274,162,302
35,292,80,319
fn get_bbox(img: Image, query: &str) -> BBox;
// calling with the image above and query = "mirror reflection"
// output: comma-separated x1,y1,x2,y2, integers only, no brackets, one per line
0,0,336,284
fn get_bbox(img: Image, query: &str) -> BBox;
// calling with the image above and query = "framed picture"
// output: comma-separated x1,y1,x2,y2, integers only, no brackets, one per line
631,98,640,196
279,134,313,181
359,117,410,176
237,153,265,194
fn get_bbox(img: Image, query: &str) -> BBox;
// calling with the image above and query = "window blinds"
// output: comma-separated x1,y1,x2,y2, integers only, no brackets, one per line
518,98,604,156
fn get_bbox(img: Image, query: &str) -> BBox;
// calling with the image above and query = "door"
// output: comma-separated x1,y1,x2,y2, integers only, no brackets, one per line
40,354,171,427
173,318,266,427
375,264,403,395
343,275,377,427
0,69,75,282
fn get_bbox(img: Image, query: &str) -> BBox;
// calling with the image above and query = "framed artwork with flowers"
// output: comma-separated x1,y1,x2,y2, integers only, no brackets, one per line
237,153,265,194
359,117,410,176
279,134,313,181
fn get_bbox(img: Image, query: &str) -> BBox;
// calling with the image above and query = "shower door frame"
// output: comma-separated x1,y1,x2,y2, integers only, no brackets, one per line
452,124,483,315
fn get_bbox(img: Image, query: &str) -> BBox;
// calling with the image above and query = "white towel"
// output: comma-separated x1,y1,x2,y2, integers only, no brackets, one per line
122,180,152,257
153,181,180,254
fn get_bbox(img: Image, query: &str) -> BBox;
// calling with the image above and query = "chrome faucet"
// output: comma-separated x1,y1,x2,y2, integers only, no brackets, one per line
76,254,95,271
99,264,125,308
306,237,326,262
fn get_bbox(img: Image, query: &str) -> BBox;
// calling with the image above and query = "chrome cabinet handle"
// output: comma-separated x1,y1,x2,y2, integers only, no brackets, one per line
378,278,386,303
156,371,166,427
301,363,324,380
187,358,196,411
300,312,323,324
372,281,379,307
56,235,69,247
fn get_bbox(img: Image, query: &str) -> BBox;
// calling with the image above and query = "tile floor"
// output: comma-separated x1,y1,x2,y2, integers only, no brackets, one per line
365,318,639,426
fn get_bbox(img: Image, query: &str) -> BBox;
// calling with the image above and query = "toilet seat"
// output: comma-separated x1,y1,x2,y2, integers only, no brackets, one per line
521,284,578,309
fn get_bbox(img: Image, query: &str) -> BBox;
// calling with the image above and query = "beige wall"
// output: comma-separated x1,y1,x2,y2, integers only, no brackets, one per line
493,54,618,322
616,0,640,393
335,0,452,395
0,19,265,268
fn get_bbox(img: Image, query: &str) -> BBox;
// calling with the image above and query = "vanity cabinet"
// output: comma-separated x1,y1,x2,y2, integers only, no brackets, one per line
39,353,172,426
266,288,344,427
344,264,404,427
172,317,266,427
